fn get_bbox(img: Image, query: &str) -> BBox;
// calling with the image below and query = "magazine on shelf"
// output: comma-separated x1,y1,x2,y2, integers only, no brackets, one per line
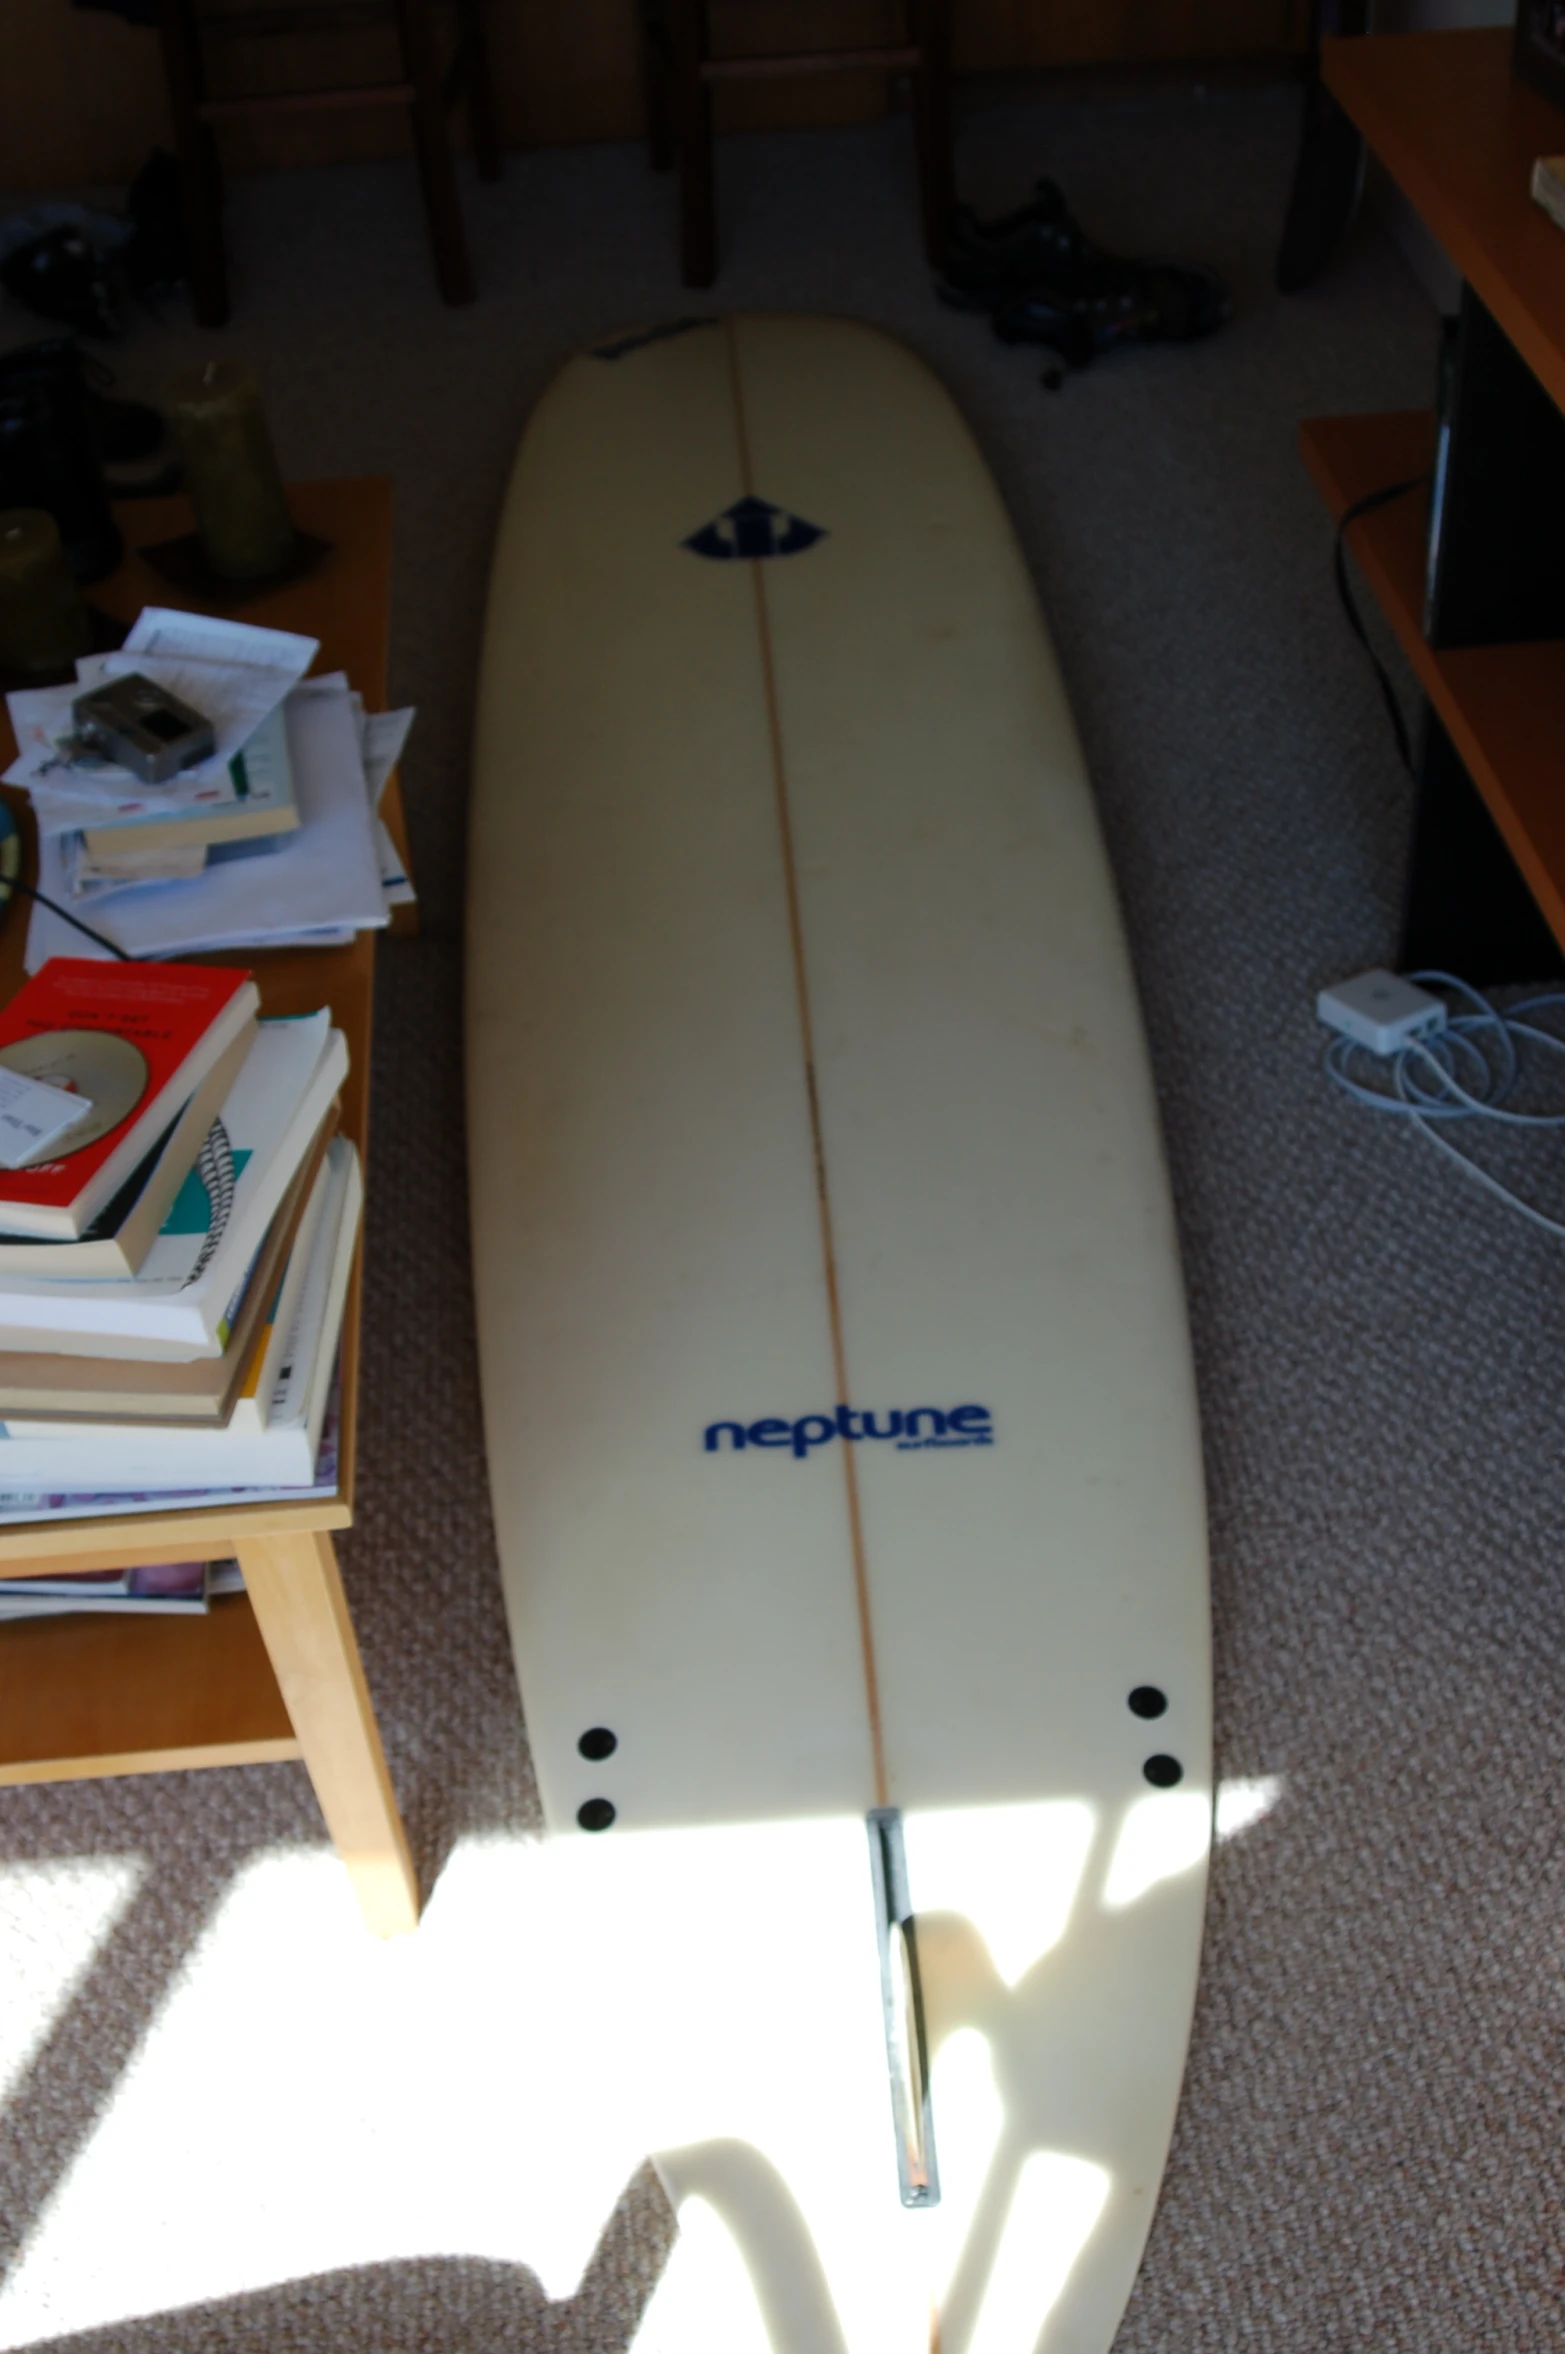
0,1560,216,1618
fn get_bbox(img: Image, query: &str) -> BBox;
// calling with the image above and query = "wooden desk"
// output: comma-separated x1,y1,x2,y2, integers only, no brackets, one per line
1300,28,1565,975
1320,27,1565,413
0,481,419,1938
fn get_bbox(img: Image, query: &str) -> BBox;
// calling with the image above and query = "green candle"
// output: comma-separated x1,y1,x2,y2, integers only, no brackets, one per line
164,360,296,584
0,508,94,674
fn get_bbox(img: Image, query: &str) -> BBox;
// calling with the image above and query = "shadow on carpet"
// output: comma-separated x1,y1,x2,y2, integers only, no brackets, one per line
23,2163,675,2354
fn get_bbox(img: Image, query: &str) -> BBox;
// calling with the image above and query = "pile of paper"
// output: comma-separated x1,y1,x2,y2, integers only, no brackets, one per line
4,609,415,965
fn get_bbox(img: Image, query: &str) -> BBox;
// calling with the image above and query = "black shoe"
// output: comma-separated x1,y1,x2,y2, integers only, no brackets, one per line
991,261,1231,365
0,226,122,340
987,288,1098,368
939,175,1231,355
945,178,1076,256
4,336,180,495
938,179,1108,308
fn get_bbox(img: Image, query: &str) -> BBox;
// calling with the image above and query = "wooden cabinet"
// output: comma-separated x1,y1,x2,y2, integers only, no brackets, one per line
1304,29,1565,973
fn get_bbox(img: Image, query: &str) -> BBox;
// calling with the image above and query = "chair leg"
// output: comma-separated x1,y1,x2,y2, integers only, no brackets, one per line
156,0,229,328
670,0,716,287
452,0,502,183
640,0,676,173
909,0,954,264
396,0,475,303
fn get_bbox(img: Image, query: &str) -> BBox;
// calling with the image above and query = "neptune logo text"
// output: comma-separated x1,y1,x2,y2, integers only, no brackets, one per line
704,1404,994,1461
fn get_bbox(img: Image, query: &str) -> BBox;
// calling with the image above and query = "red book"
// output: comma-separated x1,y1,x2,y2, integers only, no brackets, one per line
0,960,259,1240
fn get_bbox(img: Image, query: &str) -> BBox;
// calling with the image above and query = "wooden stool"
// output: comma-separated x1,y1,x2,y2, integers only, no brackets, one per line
640,0,954,288
156,0,502,326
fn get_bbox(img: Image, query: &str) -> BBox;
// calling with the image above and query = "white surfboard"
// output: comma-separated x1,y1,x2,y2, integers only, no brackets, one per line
468,315,1211,2354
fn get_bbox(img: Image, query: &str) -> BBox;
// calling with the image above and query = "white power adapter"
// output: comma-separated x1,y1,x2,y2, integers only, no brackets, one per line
1317,969,1448,1057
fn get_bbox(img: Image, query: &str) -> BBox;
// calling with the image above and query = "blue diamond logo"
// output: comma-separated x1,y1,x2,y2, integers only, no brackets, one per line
684,496,826,562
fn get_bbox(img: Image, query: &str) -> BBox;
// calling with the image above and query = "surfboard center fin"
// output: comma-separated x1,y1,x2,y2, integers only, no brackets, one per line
867,1807,940,2210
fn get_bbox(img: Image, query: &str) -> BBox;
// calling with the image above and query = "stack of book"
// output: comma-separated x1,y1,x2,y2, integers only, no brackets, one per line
69,699,300,889
0,957,359,1583
4,607,414,962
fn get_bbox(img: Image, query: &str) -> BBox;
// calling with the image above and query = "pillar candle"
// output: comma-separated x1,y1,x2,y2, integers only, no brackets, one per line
0,508,94,674
164,360,295,583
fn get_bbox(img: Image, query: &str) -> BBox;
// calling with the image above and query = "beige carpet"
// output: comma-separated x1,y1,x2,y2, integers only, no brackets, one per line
0,69,1561,2353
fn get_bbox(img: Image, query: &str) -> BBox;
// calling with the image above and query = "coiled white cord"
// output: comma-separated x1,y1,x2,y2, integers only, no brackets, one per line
1323,970,1565,1240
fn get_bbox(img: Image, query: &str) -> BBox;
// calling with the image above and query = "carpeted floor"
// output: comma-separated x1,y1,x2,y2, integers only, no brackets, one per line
0,71,1561,2353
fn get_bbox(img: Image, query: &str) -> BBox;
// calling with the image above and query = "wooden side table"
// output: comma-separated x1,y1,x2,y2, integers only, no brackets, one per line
0,479,420,1938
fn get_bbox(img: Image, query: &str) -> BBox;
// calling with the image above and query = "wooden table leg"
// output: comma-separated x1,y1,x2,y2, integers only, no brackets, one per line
236,1529,419,1937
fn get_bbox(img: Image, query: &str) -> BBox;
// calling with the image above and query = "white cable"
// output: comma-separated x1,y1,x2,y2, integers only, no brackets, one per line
1322,969,1565,1240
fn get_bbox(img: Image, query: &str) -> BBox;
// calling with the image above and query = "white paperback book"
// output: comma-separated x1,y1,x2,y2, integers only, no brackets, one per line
270,1136,360,1439
0,1139,361,1491
0,1013,347,1358
219,1142,336,1437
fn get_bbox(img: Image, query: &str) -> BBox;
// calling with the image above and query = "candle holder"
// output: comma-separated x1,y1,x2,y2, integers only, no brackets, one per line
158,359,330,599
0,507,126,690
